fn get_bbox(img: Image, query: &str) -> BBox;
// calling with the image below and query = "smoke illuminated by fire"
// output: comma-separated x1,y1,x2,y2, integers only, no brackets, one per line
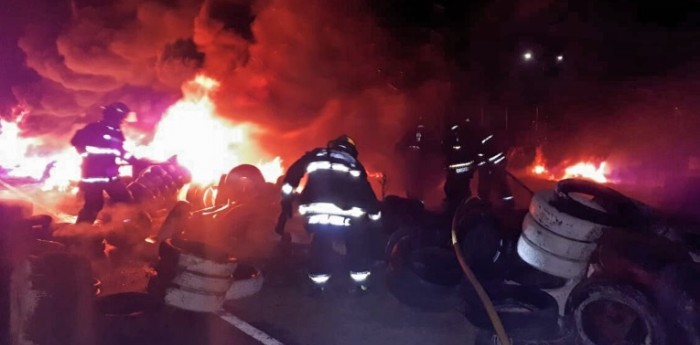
530,147,611,183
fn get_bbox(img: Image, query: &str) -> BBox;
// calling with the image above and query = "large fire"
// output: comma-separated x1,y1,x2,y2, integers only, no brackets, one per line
530,147,611,184
0,75,283,193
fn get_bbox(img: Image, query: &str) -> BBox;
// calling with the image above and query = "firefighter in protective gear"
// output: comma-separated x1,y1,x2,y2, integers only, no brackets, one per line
442,119,481,215
476,129,514,208
71,102,138,224
395,120,440,201
276,135,380,293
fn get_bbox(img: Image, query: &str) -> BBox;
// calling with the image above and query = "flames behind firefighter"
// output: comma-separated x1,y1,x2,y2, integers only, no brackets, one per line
276,135,381,293
442,118,513,214
71,102,138,224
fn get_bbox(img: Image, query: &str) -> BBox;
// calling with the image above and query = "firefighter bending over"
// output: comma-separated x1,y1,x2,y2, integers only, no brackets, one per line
71,102,138,224
276,135,381,293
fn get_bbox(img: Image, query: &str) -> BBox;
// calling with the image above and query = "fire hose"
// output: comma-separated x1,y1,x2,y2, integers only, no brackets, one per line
451,197,512,345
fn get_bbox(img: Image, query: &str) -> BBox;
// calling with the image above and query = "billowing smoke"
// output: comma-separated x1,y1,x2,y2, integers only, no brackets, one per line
12,0,451,195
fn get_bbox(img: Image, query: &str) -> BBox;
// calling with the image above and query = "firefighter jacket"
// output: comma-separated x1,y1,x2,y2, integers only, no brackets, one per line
70,121,134,183
442,125,481,175
281,148,381,221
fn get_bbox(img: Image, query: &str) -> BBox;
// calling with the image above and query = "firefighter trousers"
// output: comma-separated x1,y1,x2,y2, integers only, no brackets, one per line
305,220,371,280
76,180,132,224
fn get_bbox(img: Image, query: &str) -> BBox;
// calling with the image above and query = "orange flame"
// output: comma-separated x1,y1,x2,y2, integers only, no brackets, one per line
529,147,610,183
0,75,283,191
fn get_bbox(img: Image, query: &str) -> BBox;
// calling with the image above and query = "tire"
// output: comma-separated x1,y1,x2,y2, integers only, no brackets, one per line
554,179,642,228
172,271,233,294
522,214,598,260
95,293,162,342
455,198,513,282
156,201,192,242
529,190,608,242
225,263,264,300
517,234,589,279
506,255,568,290
218,164,266,203
159,239,237,278
164,287,224,313
408,246,463,286
566,279,668,345
474,327,574,345
463,283,560,337
385,236,461,312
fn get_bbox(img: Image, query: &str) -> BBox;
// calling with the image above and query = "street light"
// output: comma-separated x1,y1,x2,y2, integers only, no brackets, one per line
523,51,533,61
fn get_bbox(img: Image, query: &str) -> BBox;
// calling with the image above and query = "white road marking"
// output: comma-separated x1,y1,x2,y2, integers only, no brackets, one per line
217,311,285,345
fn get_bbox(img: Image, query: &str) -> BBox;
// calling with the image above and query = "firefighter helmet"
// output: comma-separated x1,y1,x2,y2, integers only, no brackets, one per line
328,135,358,157
102,102,130,122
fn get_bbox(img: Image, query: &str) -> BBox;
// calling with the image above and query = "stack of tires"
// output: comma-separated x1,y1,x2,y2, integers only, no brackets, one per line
128,161,191,204
517,188,607,280
148,239,264,313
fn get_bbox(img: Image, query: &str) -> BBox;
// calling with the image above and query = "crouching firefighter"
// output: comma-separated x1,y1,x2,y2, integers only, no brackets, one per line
275,135,381,293
71,102,138,224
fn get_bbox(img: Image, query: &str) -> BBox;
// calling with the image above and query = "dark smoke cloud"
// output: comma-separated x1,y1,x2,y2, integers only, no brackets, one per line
12,0,452,195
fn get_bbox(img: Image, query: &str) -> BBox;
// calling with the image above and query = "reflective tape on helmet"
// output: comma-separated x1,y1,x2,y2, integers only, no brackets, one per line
298,203,366,218
481,134,494,144
309,273,331,284
307,214,351,226
281,183,294,195
350,271,371,282
368,211,381,221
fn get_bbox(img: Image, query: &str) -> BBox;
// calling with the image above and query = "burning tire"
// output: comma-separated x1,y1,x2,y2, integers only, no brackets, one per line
463,283,560,336
225,263,264,300
566,279,668,345
164,287,225,313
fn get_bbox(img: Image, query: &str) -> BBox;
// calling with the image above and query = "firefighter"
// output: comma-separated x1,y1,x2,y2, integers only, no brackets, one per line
275,135,381,293
442,118,481,215
395,120,435,201
476,129,514,208
71,102,138,224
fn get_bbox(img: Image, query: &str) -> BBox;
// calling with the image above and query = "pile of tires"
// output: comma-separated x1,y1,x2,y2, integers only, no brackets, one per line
517,180,624,279
148,239,264,313
128,161,191,204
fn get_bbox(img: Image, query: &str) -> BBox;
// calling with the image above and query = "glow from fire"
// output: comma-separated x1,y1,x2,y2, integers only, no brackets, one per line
0,75,283,191
530,147,610,183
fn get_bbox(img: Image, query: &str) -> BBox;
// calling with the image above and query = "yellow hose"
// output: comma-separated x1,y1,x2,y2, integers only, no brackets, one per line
451,199,512,345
